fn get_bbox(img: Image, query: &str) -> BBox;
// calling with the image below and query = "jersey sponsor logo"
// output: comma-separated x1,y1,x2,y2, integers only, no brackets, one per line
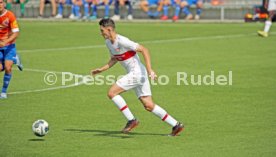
0,18,9,30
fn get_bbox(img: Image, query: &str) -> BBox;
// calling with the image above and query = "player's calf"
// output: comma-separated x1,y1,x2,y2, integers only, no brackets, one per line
0,63,4,71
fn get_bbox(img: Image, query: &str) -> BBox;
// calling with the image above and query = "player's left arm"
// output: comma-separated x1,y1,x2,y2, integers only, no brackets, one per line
0,32,19,47
136,45,157,80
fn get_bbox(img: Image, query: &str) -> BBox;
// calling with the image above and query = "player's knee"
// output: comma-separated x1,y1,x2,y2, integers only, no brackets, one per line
119,0,124,6
107,91,116,99
181,1,188,7
5,66,12,74
143,103,154,111
175,0,180,4
197,3,203,8
141,99,154,111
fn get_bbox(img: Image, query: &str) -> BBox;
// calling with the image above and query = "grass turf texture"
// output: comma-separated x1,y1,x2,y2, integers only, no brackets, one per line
0,21,275,157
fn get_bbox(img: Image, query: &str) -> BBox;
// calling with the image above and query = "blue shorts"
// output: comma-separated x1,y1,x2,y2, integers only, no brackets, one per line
148,0,160,6
187,0,202,5
86,0,113,5
98,0,113,5
0,44,17,64
66,0,73,5
172,0,176,5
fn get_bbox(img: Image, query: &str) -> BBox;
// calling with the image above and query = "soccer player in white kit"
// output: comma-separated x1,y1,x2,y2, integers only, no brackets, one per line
91,18,184,136
258,0,276,37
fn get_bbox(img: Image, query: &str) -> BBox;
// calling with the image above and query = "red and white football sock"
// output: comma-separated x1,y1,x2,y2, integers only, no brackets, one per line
111,95,135,121
152,104,178,127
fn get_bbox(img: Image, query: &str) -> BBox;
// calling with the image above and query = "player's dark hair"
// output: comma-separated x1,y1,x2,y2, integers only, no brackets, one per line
99,18,115,29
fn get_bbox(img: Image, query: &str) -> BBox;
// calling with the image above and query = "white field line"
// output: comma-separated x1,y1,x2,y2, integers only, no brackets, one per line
19,33,265,53
8,68,85,95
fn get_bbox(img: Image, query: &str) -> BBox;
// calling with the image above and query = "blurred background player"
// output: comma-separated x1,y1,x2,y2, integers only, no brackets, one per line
83,0,92,19
70,0,83,19
111,0,133,20
160,0,173,20
140,0,163,19
38,0,57,18
181,0,203,20
55,0,75,19
85,0,112,20
92,18,184,136
258,0,276,37
6,0,29,17
0,0,22,99
172,0,183,21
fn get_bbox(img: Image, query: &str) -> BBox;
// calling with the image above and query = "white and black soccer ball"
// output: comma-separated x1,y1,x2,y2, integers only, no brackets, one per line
32,119,49,137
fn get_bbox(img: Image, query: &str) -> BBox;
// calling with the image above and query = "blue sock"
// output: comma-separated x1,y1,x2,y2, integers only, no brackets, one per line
114,0,119,15
58,3,63,15
153,11,160,17
2,73,12,93
104,5,109,17
174,5,181,16
92,5,97,16
163,5,169,16
183,7,191,15
84,3,89,17
147,11,153,16
196,8,202,15
74,5,80,17
71,5,74,15
127,2,132,15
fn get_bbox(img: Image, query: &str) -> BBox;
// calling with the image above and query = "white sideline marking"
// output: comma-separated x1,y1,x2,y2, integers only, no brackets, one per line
20,45,106,53
8,68,84,95
20,33,262,53
142,33,254,44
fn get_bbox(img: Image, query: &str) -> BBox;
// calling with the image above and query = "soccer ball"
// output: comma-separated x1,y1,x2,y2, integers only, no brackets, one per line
32,119,49,137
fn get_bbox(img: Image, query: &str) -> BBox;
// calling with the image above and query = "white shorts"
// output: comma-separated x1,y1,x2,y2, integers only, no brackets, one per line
268,0,276,11
116,72,152,98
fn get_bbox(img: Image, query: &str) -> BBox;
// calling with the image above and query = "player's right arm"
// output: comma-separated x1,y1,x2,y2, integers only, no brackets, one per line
91,56,117,75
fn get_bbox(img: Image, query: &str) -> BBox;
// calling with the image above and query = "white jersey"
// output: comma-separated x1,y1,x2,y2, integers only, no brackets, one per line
105,34,147,75
268,0,276,11
105,34,152,98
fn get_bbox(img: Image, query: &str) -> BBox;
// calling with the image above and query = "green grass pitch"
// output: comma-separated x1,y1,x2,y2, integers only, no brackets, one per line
0,21,275,157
